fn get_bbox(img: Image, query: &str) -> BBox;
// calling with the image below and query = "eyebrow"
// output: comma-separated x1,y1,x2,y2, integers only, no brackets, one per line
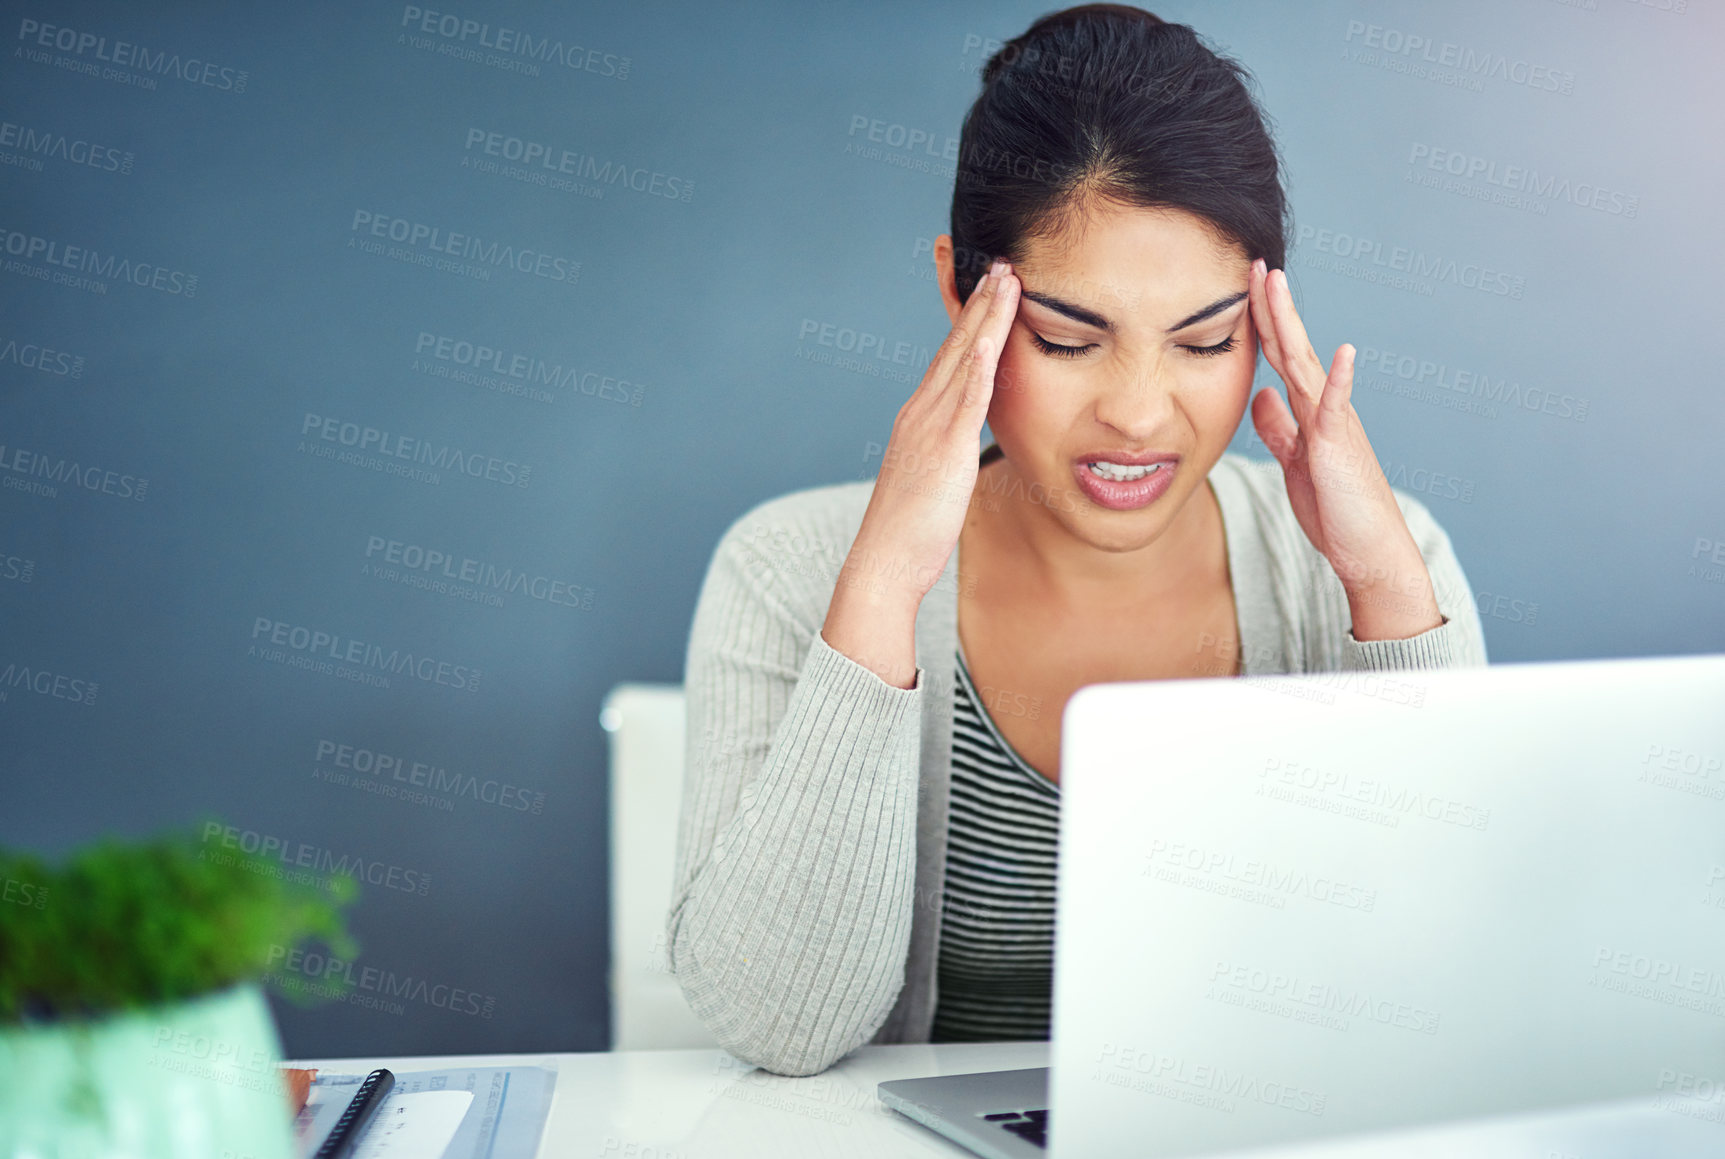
1020,288,1248,333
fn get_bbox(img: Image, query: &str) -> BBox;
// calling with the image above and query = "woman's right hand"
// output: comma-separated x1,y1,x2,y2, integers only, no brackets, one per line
822,258,1021,687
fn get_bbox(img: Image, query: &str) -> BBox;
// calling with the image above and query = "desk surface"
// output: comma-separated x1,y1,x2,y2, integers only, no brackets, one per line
290,1041,1051,1158
287,1042,1723,1158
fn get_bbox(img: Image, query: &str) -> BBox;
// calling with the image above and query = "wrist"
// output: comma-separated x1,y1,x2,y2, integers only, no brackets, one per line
839,527,947,606
832,546,931,616
823,565,923,690
1333,544,1444,642
1347,591,1445,642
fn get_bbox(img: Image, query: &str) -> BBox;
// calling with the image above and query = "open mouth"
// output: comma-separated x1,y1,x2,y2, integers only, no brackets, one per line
1071,454,1179,511
1085,460,1168,482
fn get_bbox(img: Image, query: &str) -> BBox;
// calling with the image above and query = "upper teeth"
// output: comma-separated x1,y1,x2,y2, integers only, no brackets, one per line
1089,461,1163,481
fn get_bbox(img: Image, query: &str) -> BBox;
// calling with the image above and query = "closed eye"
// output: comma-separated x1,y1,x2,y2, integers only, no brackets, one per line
1033,332,1240,359
1181,336,1238,358
1030,332,1094,359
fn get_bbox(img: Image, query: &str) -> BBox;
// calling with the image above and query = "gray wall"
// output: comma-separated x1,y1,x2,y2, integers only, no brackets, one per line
2,0,1720,1057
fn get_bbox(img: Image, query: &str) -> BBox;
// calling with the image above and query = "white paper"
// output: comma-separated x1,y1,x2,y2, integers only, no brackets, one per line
351,1090,474,1158
293,1065,556,1159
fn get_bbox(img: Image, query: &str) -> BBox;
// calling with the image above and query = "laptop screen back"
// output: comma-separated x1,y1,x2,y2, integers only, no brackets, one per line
1049,654,1725,1157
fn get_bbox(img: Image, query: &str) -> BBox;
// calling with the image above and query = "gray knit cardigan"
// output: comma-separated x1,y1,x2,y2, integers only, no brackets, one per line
668,451,1488,1075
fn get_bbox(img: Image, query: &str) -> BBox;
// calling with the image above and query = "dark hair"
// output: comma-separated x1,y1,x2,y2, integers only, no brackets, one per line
949,4,1289,304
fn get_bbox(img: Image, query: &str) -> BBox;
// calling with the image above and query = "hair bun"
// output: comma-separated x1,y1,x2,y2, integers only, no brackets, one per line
982,4,1167,87
949,3,1288,306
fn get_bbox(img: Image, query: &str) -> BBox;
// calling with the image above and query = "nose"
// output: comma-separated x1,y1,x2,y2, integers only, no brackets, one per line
1091,355,1178,442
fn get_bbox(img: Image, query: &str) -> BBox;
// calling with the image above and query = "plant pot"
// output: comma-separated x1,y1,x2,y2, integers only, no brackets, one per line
0,981,295,1159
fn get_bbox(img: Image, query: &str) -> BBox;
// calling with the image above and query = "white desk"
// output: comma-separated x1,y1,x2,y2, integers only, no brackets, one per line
289,1041,1049,1158
288,1042,1723,1157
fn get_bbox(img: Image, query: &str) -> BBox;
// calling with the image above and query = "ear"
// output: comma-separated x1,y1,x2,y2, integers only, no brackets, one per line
934,234,963,326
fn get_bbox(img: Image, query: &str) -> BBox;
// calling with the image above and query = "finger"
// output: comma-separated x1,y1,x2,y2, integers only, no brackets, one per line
927,264,1001,386
1251,265,1310,434
1265,268,1327,418
956,268,1019,412
955,333,998,413
984,265,1020,342
1248,258,1286,377
1317,343,1355,425
1250,386,1299,466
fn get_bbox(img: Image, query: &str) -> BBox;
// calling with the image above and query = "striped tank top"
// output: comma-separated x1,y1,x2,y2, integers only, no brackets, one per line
929,641,1060,1042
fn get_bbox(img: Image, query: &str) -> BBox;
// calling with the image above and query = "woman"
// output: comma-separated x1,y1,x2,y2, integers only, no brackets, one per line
669,4,1487,1077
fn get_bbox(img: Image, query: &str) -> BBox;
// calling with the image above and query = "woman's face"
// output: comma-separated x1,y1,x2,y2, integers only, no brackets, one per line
942,198,1258,554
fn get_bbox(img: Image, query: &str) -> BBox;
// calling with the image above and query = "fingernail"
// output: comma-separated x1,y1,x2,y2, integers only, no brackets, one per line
989,258,1007,278
1253,257,1266,276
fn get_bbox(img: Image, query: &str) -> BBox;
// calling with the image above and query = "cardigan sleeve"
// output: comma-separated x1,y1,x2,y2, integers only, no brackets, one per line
666,502,927,1076
1338,486,1489,671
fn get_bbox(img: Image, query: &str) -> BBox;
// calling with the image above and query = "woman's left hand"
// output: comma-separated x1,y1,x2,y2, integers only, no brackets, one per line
1246,258,1444,642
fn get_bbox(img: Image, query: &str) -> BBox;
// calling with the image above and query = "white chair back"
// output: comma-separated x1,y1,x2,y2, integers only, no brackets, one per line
602,682,720,1050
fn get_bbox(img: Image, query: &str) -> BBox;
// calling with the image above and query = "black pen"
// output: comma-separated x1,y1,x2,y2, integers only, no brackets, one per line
313,1068,395,1159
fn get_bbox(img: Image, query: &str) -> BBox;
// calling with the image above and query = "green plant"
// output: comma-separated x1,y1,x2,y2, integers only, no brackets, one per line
0,818,359,1022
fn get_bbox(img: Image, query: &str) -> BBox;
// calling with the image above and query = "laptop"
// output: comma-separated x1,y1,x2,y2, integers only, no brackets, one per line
879,653,1725,1157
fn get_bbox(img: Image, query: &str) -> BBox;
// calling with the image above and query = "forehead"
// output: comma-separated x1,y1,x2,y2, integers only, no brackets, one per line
1016,196,1247,320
